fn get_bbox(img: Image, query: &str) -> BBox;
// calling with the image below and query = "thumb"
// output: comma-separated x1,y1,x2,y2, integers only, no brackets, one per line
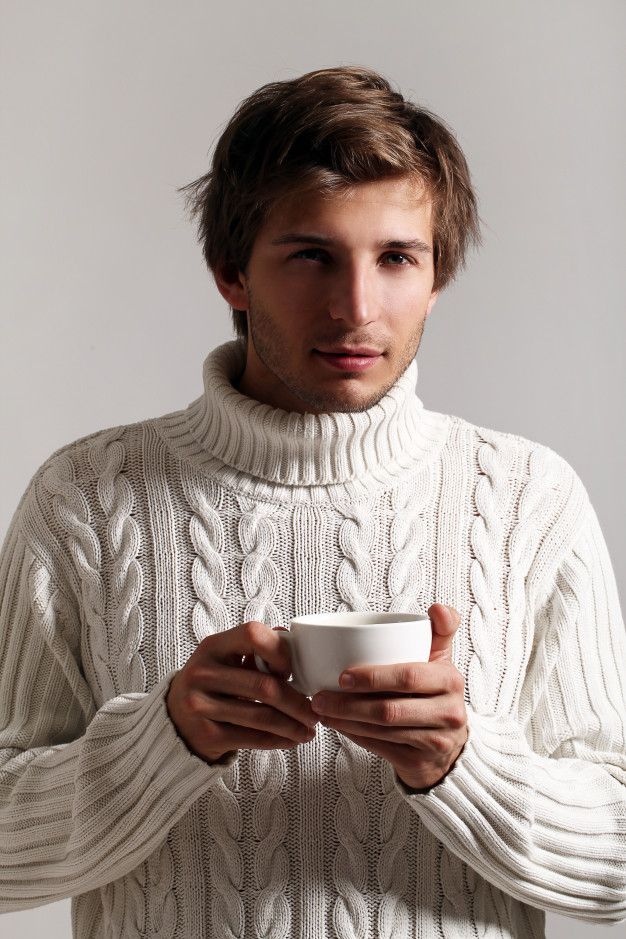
427,604,461,663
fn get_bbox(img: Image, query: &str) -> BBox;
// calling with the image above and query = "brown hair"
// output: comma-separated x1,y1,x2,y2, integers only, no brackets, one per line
179,65,481,340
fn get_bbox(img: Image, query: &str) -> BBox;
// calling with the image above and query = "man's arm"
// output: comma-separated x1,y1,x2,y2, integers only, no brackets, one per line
0,475,235,912
393,495,626,923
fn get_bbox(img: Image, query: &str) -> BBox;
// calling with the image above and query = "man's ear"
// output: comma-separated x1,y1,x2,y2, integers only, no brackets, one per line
424,289,439,319
213,262,249,311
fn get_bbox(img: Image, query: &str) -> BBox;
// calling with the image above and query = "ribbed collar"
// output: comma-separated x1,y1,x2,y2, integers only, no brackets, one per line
171,340,450,493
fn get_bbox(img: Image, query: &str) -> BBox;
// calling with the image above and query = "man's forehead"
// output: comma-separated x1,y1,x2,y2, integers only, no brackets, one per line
264,176,433,236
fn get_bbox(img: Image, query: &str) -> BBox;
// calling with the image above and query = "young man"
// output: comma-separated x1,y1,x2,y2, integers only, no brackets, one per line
0,66,624,938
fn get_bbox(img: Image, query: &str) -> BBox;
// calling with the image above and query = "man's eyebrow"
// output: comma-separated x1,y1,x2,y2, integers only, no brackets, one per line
270,233,432,253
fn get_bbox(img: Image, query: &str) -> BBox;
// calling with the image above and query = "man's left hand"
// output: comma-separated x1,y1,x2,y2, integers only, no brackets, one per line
310,604,468,791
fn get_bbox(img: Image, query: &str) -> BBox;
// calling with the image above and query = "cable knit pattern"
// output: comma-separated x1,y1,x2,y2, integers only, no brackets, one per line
467,433,517,713
250,750,290,938
90,427,146,694
237,496,282,627
377,762,411,938
497,444,560,713
387,476,429,613
333,737,370,939
41,452,115,705
182,470,230,641
28,556,95,727
205,777,245,939
88,429,151,937
147,838,177,938
0,340,624,938
332,495,376,615
440,843,475,936
101,880,126,939
515,454,584,735
237,496,290,937
124,863,148,938
101,859,148,939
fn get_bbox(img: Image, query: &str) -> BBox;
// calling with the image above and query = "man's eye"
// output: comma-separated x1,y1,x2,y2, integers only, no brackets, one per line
290,249,328,262
288,249,414,266
384,253,413,266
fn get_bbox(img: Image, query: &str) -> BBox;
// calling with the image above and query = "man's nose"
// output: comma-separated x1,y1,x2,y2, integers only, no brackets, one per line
327,264,375,325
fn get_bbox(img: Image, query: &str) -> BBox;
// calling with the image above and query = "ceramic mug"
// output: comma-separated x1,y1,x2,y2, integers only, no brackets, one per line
254,611,432,697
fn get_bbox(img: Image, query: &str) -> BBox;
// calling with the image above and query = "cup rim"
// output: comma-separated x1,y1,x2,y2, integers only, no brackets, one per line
290,612,429,628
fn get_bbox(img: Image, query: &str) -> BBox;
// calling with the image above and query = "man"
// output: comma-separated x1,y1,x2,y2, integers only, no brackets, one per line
0,65,624,938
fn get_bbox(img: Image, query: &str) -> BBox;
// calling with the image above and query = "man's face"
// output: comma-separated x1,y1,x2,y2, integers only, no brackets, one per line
216,176,439,414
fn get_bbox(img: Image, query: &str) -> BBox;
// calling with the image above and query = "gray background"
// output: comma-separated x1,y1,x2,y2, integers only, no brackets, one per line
1,0,624,936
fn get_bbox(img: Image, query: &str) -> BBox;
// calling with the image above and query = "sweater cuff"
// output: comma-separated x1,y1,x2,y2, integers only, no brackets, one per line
0,670,239,909
392,705,525,807
94,669,239,833
390,704,626,921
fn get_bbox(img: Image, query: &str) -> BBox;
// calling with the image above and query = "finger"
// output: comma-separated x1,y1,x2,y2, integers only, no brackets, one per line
197,694,317,742
197,621,293,675
192,662,318,727
335,729,415,768
427,604,462,662
311,690,449,726
240,626,286,669
337,731,442,789
194,723,312,761
335,660,460,695
320,716,442,746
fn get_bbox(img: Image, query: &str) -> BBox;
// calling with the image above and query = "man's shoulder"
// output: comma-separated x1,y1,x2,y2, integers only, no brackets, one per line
438,409,587,500
27,408,184,493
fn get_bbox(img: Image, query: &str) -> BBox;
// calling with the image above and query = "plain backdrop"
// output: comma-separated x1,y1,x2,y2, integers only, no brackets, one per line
1,1,624,937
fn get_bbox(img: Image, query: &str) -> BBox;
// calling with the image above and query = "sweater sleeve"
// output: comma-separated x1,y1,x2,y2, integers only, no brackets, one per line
0,488,236,912
394,490,626,924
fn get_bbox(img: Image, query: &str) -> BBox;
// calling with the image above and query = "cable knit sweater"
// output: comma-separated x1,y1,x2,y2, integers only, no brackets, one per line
0,339,625,939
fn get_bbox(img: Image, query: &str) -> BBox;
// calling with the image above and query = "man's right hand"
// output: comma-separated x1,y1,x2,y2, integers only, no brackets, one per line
166,620,319,764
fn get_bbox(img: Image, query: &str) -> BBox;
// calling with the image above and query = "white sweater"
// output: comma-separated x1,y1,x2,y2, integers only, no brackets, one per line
0,339,624,938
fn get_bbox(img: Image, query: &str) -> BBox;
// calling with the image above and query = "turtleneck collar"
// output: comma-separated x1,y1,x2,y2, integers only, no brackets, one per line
162,341,450,497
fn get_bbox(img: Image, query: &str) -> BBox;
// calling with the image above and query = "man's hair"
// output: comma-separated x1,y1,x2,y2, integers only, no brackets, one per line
179,65,481,341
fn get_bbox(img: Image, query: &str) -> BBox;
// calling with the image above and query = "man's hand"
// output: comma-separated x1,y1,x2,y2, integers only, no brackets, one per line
309,604,468,791
166,621,319,764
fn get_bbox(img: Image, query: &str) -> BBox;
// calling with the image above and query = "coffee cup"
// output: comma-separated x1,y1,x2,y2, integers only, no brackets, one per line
254,611,432,697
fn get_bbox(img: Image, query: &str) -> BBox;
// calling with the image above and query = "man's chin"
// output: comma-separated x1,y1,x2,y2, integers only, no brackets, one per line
290,380,395,415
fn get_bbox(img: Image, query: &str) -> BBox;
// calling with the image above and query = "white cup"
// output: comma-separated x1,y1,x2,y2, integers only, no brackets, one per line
254,611,432,697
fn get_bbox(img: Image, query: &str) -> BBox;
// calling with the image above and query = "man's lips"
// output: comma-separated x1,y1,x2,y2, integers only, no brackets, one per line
313,349,383,371
315,346,382,356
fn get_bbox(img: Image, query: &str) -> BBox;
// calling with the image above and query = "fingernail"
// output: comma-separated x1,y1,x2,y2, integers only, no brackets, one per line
340,673,355,688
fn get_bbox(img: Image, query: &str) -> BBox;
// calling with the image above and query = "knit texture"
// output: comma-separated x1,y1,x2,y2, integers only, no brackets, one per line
0,339,625,938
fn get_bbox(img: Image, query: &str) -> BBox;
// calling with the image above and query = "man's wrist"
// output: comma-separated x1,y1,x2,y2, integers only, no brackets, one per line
396,732,468,793
396,768,444,793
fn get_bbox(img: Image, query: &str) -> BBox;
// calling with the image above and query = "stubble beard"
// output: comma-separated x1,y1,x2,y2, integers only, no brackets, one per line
246,292,426,414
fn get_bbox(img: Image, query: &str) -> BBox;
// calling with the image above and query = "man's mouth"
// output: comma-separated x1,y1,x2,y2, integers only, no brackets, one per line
313,348,383,371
